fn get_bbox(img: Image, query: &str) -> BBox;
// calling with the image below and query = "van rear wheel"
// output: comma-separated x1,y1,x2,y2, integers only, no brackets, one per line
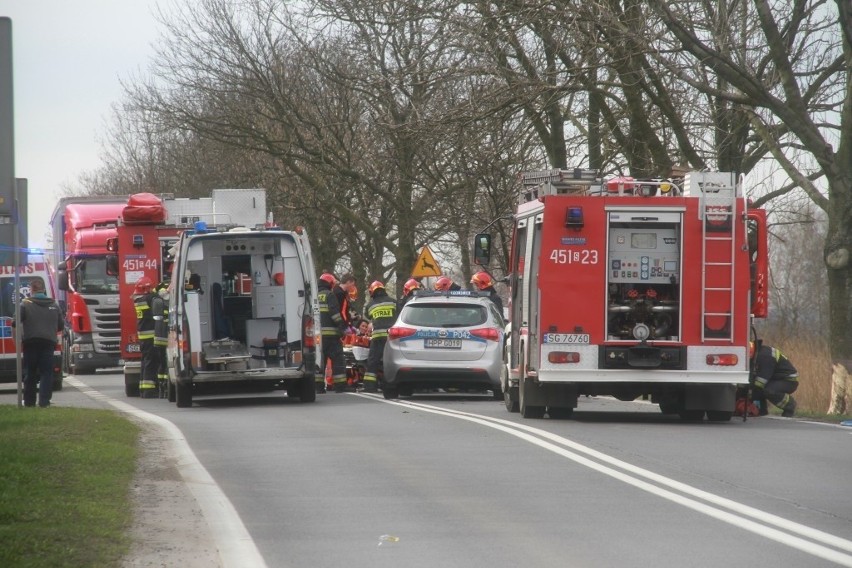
125,374,140,397
176,380,192,408
299,374,316,403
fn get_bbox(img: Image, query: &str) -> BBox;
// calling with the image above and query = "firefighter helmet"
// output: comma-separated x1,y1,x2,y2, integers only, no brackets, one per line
319,273,336,286
434,276,452,292
403,278,421,296
134,276,154,295
273,272,284,286
470,271,493,290
368,281,385,296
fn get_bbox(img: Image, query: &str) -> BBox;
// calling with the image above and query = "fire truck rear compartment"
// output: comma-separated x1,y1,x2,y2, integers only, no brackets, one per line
606,214,681,342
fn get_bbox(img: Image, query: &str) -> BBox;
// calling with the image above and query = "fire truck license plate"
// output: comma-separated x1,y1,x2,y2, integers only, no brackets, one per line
543,333,590,344
425,338,462,349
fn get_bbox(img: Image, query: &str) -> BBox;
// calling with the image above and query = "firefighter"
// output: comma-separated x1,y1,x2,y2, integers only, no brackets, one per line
133,276,158,398
363,281,397,393
434,276,461,292
470,270,504,316
337,273,358,330
153,281,170,398
315,272,349,393
751,342,799,417
399,278,421,310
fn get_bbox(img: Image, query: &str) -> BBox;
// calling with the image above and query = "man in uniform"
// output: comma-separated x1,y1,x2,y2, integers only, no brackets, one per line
751,342,799,417
363,281,397,393
153,282,170,398
315,273,349,393
133,276,159,398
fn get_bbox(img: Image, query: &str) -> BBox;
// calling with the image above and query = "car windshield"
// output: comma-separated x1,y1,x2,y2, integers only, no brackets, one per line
402,303,487,328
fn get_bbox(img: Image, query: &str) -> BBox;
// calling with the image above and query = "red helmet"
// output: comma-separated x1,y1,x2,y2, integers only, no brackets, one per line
434,276,452,292
134,276,154,295
368,280,385,295
403,278,421,296
470,271,493,290
319,273,336,286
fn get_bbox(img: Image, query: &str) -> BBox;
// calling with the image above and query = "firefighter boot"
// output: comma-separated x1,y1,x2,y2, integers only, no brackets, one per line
363,380,378,393
315,381,326,394
782,397,797,417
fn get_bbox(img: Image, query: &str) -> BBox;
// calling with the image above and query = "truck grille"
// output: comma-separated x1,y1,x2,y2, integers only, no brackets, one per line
91,305,121,354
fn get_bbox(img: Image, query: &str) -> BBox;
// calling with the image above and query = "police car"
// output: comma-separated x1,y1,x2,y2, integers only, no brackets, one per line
382,290,505,400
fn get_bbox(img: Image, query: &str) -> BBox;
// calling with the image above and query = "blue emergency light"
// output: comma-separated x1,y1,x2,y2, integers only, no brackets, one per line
565,206,584,230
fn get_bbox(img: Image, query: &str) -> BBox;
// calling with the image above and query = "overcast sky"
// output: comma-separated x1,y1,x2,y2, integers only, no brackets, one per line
1,0,166,249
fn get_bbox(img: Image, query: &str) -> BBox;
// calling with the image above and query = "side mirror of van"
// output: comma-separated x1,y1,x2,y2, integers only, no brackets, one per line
473,233,491,266
57,269,70,292
106,255,119,277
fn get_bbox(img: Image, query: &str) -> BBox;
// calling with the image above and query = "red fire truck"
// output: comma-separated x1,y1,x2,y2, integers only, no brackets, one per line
50,197,128,374
108,190,268,396
474,169,768,421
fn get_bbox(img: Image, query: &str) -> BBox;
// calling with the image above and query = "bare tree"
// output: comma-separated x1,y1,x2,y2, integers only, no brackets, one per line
647,0,852,404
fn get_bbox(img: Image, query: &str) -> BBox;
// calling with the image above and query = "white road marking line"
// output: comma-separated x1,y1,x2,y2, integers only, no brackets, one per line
363,394,852,567
67,377,268,568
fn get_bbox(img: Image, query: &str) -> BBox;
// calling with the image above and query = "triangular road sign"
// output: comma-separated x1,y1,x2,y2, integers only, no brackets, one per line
411,246,442,278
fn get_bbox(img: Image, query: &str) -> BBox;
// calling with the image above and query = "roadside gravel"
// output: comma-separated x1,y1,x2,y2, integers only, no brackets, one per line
121,416,222,568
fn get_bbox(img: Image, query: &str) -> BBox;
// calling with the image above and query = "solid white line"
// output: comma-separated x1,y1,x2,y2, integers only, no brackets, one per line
66,377,268,568
362,394,852,567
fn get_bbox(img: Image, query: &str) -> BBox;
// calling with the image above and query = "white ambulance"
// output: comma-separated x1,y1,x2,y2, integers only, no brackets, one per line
166,225,321,408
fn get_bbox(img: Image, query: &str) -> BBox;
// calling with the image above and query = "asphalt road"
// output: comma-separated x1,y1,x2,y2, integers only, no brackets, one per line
5,372,852,568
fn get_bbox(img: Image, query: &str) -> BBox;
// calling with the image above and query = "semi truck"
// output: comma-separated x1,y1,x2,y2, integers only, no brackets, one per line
49,196,128,374
475,169,769,421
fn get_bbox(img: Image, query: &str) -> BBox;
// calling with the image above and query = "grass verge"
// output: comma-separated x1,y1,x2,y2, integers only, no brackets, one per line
0,406,139,568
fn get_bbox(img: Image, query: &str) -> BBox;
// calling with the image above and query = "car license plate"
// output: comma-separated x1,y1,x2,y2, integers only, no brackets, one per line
424,338,462,349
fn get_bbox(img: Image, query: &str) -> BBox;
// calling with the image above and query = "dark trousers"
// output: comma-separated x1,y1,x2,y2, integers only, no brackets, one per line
139,338,160,397
365,337,386,378
316,335,346,385
763,379,798,409
23,339,56,407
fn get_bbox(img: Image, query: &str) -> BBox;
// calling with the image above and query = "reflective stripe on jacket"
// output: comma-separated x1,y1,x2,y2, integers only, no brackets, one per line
365,292,397,339
135,293,155,340
318,281,344,336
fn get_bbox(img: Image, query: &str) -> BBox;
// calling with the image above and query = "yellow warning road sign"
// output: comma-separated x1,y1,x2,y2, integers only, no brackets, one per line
411,246,442,278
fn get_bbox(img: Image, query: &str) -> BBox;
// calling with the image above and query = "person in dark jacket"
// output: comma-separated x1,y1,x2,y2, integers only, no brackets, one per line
433,276,461,292
470,271,504,316
363,281,397,393
153,282,170,398
398,278,421,311
18,277,64,407
315,273,349,393
133,276,158,398
751,342,799,417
